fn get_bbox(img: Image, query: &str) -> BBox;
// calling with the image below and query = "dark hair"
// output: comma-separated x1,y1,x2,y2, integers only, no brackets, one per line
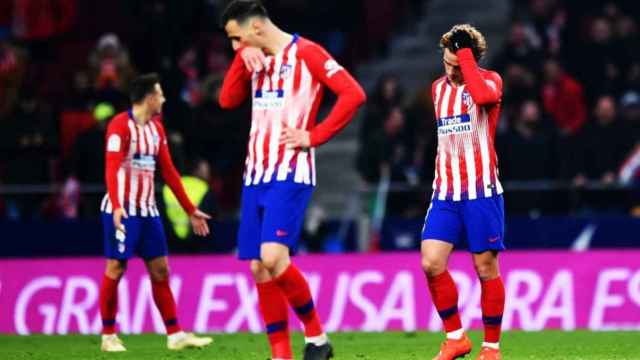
220,0,268,27
130,73,160,104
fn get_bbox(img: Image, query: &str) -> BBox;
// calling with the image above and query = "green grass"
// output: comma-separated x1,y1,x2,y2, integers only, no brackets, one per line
0,331,638,360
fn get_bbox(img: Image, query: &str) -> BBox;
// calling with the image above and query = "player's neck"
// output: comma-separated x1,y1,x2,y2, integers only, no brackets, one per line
262,25,293,55
131,105,152,125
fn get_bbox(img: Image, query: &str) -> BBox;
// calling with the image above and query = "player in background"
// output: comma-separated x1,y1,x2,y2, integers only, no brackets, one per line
99,73,213,352
219,1,366,359
420,25,505,360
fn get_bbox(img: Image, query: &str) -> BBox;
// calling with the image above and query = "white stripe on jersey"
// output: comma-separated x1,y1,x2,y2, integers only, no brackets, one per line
128,169,139,216
139,173,150,217
310,147,317,186
451,87,462,201
437,84,451,200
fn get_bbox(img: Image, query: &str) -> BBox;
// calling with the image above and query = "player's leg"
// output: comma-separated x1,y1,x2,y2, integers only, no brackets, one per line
100,259,127,335
142,217,212,350
250,259,292,360
240,185,293,359
261,183,332,359
463,195,505,359
421,199,472,360
100,212,138,352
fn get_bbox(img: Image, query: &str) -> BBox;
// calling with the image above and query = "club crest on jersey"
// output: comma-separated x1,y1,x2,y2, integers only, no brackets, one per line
462,90,473,107
279,64,293,79
152,134,160,146
437,114,473,136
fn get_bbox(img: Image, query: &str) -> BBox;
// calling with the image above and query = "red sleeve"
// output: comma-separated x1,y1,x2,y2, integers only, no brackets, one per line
155,121,197,215
300,43,367,147
219,49,252,109
457,48,502,106
104,117,129,211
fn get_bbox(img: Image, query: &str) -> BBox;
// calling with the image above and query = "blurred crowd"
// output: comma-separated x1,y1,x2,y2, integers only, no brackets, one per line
356,0,640,216
0,0,417,221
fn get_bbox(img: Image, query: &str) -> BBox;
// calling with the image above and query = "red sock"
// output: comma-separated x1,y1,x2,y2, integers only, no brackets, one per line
151,278,181,335
427,271,463,333
481,276,505,343
99,274,119,335
257,280,292,359
274,264,323,337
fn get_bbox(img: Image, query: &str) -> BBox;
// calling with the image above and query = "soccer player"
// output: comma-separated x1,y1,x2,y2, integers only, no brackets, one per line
420,25,505,360
219,1,366,359
99,73,213,352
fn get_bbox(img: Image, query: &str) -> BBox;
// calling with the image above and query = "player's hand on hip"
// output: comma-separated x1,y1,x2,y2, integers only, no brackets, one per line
190,209,212,237
113,208,128,233
240,47,266,73
280,123,311,149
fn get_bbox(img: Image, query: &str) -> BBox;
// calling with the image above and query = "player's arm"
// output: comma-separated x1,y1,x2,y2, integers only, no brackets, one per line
105,120,128,232
285,43,366,148
156,122,211,236
456,48,502,106
219,48,254,109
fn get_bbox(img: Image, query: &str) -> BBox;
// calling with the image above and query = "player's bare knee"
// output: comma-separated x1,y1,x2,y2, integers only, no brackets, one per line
106,260,127,279
150,265,170,282
260,254,280,273
421,256,446,277
473,259,498,280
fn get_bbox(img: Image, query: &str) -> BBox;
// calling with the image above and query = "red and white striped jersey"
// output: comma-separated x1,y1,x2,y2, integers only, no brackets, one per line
431,48,504,201
101,111,195,217
220,34,366,187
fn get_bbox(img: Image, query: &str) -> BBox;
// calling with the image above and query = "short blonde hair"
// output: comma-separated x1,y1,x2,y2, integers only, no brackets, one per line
440,24,487,60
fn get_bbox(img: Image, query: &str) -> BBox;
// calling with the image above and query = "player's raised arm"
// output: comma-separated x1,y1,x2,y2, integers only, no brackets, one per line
300,43,367,147
448,29,502,106
219,49,253,109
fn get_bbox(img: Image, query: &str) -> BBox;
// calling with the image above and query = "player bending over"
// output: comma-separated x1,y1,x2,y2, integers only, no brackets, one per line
421,24,506,360
219,1,366,359
99,73,213,352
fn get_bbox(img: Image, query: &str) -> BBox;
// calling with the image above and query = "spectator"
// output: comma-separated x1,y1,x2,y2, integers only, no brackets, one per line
572,95,628,185
0,37,27,119
493,21,544,74
497,99,556,181
356,107,416,215
88,33,135,97
572,17,625,101
359,73,404,144
541,57,587,135
70,102,114,184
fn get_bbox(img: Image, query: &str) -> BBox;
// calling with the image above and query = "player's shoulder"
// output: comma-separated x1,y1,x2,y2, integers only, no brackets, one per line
107,112,131,131
296,37,332,60
431,75,447,88
151,115,166,132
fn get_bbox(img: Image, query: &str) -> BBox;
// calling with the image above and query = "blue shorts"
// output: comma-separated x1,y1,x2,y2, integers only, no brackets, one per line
102,213,169,260
421,195,505,253
237,182,313,260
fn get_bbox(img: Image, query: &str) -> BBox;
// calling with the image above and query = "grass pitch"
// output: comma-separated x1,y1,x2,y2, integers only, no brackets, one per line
0,330,638,360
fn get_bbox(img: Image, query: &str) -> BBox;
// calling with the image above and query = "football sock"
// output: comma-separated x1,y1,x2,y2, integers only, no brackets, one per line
151,278,181,335
482,342,500,350
427,270,463,333
481,276,505,344
274,264,324,338
99,274,119,335
257,280,292,359
446,328,465,340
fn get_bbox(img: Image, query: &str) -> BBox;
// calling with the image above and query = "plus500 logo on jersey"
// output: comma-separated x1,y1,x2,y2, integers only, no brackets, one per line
253,90,285,110
437,114,472,135
131,155,156,171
